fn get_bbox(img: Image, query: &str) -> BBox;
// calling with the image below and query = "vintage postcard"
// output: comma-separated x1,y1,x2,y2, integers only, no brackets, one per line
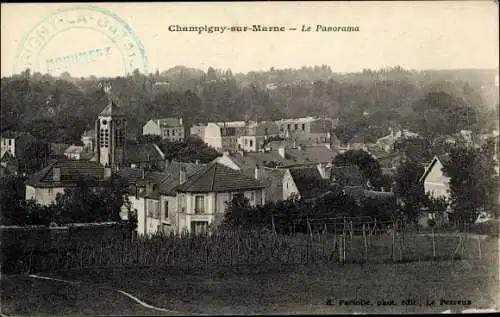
1,1,499,315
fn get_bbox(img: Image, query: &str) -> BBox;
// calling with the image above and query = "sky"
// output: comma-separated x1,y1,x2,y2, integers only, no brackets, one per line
1,1,499,77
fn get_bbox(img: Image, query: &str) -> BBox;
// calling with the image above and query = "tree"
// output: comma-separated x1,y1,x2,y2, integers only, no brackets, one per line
0,175,28,225
443,146,496,225
393,161,426,222
161,136,221,163
137,134,163,144
333,149,385,188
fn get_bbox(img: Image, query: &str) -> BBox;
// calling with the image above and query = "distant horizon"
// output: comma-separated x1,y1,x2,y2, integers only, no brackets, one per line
2,2,498,77
6,65,500,78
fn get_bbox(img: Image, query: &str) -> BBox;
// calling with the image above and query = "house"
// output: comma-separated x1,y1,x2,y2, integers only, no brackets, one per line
237,121,279,152
0,131,36,158
203,122,241,152
136,162,266,236
282,166,332,201
25,160,109,206
125,143,166,170
376,128,419,152
81,129,95,153
0,151,17,177
418,155,451,201
134,161,206,236
64,145,92,160
143,118,185,142
175,162,266,234
274,117,333,144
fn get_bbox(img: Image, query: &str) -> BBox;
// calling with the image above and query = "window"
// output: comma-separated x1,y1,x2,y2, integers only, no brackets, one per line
191,221,208,235
302,124,305,131
265,128,269,135
287,124,291,130
115,128,124,147
244,139,248,146
48,188,53,195
172,130,175,136
8,139,12,146
294,124,298,130
195,195,205,213
248,191,255,203
165,130,169,136
249,140,253,147
164,201,169,219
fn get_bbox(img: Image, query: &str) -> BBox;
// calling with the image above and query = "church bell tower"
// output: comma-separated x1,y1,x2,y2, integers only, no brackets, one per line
95,83,126,170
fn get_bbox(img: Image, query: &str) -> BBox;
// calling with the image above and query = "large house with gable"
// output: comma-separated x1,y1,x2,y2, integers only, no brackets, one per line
135,161,266,236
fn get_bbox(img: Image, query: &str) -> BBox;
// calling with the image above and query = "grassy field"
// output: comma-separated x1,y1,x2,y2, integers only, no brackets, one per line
1,235,498,316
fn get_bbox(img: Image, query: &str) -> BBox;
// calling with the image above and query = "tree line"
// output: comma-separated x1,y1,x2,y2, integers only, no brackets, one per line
2,67,497,146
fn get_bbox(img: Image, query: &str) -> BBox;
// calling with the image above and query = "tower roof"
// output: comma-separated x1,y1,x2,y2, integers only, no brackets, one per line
99,100,125,116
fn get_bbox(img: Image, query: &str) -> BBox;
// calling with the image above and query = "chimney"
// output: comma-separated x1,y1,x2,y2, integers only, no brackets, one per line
179,166,187,184
278,146,286,159
195,159,200,165
104,165,112,179
254,164,260,180
53,167,61,182
179,118,183,126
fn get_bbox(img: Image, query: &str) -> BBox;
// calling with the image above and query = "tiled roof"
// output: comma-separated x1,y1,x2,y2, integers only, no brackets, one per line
158,161,207,195
116,167,166,186
126,143,165,163
286,145,338,165
289,167,331,200
156,118,183,127
176,162,265,193
26,160,105,187
219,152,294,169
241,167,286,202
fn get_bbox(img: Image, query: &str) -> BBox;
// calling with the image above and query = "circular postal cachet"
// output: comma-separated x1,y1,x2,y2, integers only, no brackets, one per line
14,5,148,76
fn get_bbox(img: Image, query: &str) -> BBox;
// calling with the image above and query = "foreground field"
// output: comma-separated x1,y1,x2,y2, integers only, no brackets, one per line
1,236,498,316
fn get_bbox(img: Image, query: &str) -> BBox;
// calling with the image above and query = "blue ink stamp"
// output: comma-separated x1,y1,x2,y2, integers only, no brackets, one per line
14,5,148,76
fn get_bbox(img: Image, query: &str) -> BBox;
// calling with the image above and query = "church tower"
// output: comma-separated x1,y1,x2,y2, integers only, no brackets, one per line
95,84,126,170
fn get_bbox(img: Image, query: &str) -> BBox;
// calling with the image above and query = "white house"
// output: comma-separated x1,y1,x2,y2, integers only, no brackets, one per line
143,118,184,142
419,155,451,201
25,160,109,206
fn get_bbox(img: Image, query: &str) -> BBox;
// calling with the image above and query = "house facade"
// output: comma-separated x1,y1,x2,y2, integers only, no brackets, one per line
143,118,185,142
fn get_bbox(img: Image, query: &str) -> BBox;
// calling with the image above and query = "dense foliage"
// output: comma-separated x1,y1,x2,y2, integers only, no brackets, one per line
443,146,498,224
2,67,497,145
222,190,396,233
